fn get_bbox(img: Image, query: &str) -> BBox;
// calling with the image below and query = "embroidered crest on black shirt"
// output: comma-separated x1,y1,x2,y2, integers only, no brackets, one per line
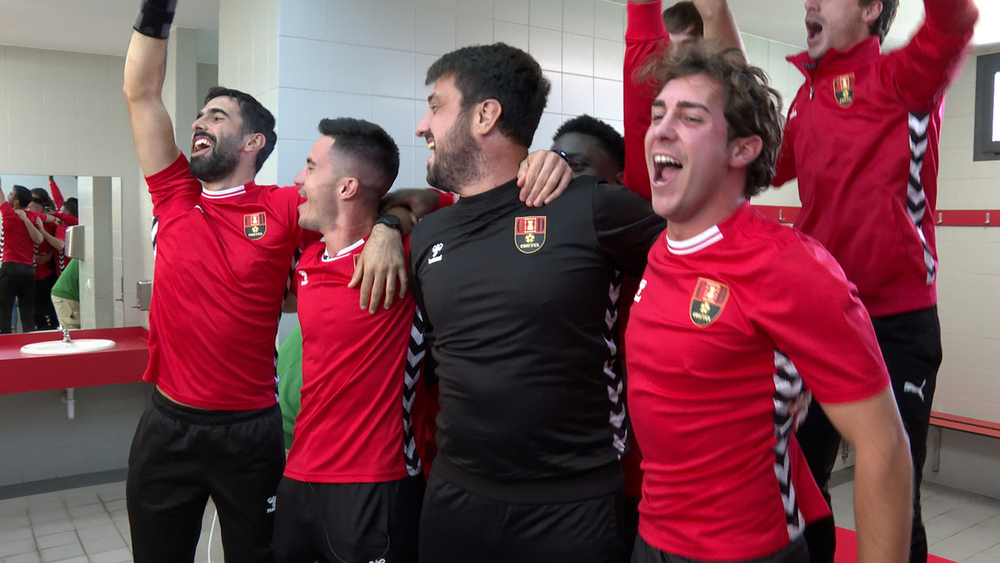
244,212,267,240
690,278,729,327
514,216,546,254
833,73,854,108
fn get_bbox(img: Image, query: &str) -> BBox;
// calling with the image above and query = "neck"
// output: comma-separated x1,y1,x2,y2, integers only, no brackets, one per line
200,163,257,192
666,178,747,241
456,145,528,198
321,207,376,256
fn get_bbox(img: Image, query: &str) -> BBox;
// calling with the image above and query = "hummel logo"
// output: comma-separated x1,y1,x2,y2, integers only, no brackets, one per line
299,271,308,286
266,495,276,514
904,379,927,402
428,242,444,264
634,279,648,303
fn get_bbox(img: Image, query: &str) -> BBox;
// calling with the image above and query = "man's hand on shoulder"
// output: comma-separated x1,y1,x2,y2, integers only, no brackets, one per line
348,216,409,314
517,150,574,207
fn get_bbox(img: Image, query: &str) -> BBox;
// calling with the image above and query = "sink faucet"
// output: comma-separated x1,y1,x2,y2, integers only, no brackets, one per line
62,328,72,343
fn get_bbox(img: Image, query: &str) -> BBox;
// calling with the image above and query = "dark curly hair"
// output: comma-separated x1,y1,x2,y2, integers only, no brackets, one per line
318,117,400,198
861,0,897,43
553,115,626,173
204,86,277,173
648,44,784,197
426,43,550,148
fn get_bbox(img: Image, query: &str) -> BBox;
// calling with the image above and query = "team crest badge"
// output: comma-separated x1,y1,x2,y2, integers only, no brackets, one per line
690,278,730,327
244,212,267,240
833,73,854,108
514,216,546,254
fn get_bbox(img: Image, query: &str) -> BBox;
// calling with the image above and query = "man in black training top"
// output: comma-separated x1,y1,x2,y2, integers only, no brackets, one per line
409,43,665,563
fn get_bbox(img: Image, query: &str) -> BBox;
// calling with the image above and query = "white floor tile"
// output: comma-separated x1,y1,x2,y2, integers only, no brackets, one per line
34,530,78,550
38,541,84,562
0,538,37,558
89,547,133,563
2,551,42,563
0,526,33,544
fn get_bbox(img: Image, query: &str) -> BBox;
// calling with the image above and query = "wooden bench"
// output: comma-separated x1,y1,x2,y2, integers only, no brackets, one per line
928,411,1000,472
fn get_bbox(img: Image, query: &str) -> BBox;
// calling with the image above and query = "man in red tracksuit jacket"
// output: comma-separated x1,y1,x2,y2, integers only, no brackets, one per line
772,0,979,561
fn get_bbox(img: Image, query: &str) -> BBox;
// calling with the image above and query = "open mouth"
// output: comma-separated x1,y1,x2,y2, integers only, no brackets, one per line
192,134,215,156
652,153,682,185
806,20,823,43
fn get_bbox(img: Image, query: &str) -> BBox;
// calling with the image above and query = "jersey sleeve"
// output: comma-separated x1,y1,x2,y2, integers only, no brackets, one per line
592,182,666,277
878,0,977,111
52,211,79,226
430,188,458,211
146,154,203,217
772,92,801,187
49,179,64,209
623,0,668,202
755,235,890,405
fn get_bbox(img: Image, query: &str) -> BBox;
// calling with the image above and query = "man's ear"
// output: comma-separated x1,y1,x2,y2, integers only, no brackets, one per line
339,176,360,199
475,99,503,135
860,0,883,28
729,135,763,169
245,132,266,153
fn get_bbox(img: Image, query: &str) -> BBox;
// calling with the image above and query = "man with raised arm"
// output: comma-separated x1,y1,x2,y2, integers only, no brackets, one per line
628,43,913,563
410,43,665,563
771,1,979,561
124,3,307,559
625,0,744,202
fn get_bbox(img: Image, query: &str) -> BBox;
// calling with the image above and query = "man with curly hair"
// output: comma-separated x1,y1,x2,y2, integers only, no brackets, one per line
625,44,913,563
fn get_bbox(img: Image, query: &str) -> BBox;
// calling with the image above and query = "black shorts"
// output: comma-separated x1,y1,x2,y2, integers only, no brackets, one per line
126,389,285,563
272,475,424,563
419,472,626,563
631,534,808,563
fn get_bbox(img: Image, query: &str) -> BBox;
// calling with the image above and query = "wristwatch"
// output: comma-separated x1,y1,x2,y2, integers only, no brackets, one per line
374,214,403,231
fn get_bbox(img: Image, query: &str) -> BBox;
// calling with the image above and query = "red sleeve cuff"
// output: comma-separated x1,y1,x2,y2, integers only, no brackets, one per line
626,1,667,42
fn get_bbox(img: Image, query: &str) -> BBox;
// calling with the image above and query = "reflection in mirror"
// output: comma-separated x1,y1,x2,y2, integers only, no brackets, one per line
0,174,124,336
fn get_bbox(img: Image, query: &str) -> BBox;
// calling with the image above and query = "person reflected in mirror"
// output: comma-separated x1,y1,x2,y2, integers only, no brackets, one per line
27,197,59,330
0,181,46,333
50,258,80,330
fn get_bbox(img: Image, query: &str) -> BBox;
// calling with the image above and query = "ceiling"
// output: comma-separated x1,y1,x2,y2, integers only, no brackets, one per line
0,0,995,60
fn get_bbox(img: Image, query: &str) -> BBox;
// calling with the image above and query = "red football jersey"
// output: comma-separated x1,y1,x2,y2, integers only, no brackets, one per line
626,202,888,561
284,237,421,483
145,155,305,410
1,202,45,266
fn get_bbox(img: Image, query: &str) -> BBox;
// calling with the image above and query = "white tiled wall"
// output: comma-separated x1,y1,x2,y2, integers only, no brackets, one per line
225,0,633,190
932,47,1000,426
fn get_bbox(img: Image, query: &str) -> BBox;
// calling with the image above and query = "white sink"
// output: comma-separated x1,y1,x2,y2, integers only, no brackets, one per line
20,339,117,356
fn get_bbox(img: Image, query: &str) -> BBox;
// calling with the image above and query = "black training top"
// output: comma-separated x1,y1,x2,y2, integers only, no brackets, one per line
410,176,665,503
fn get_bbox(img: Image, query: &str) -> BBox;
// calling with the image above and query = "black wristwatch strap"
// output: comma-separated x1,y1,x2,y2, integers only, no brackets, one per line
374,214,403,231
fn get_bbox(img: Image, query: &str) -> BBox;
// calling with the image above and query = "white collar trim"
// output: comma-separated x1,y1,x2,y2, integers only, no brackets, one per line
202,185,247,199
666,225,723,255
322,238,365,262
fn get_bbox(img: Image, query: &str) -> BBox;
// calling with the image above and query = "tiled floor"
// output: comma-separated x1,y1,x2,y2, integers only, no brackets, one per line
830,477,1000,562
0,482,223,563
0,477,998,562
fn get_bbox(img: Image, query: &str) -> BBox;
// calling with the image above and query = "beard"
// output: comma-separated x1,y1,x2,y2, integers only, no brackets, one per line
426,112,485,194
189,133,242,183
